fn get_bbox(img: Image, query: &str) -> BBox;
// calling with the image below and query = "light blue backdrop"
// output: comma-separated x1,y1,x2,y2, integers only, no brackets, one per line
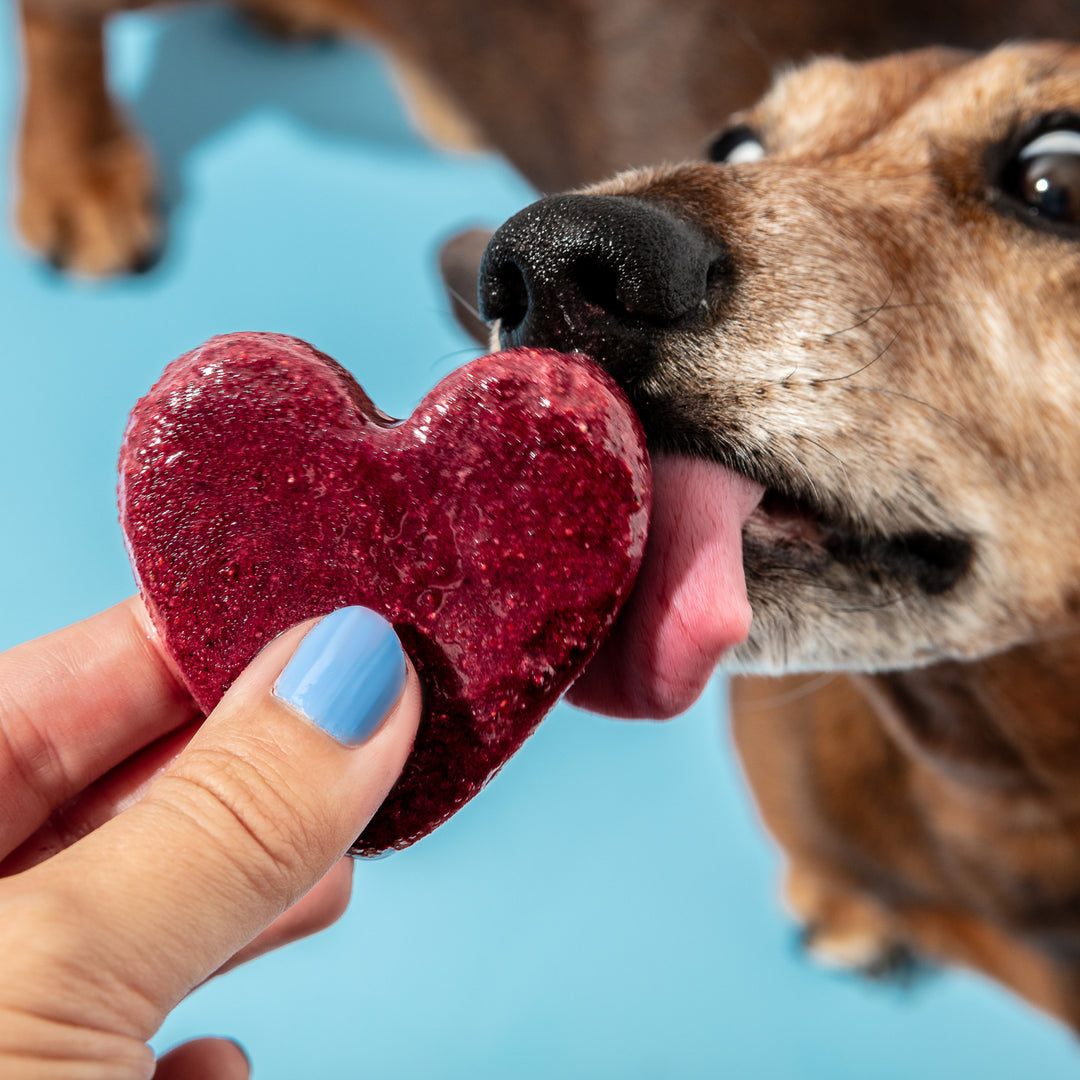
0,6,1076,1076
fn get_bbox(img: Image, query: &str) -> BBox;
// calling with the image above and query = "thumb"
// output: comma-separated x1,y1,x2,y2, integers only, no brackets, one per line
29,605,421,1039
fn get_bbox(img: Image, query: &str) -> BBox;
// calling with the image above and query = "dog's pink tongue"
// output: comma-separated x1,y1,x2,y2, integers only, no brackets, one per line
568,455,764,718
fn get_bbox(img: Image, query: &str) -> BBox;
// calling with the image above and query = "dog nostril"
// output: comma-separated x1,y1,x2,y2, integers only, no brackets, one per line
490,259,530,332
705,253,731,299
571,256,629,318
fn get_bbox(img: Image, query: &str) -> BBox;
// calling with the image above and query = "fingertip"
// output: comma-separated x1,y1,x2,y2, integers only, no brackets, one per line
381,650,423,748
120,594,197,710
155,1036,250,1080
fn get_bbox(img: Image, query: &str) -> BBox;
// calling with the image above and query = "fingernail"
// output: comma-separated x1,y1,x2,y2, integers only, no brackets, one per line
273,607,407,746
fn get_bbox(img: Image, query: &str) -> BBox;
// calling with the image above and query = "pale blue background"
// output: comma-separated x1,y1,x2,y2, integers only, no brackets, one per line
1,6,1077,1076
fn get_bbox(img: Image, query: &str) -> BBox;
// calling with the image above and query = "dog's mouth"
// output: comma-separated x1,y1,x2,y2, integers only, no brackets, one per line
569,435,974,720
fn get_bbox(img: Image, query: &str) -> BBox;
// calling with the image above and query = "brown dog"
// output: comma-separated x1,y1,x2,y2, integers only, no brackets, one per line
476,43,1080,1029
14,0,1080,274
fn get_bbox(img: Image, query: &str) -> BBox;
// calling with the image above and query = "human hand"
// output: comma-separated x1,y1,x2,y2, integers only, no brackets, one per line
0,599,421,1078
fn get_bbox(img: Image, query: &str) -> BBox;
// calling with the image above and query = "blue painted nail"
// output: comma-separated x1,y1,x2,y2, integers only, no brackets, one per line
273,607,407,746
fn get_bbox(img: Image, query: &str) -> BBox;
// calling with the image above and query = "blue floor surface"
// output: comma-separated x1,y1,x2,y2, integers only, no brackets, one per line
0,6,1077,1076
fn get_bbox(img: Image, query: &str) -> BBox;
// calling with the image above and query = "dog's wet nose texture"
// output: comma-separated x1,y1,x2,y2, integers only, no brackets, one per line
479,195,726,378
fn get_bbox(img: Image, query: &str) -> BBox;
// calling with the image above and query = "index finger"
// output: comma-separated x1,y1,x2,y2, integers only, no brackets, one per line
0,596,199,857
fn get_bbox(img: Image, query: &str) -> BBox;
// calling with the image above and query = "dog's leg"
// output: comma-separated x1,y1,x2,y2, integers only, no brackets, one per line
783,858,1080,1026
732,673,1080,1022
386,54,485,154
731,674,927,978
238,0,485,154
16,0,158,275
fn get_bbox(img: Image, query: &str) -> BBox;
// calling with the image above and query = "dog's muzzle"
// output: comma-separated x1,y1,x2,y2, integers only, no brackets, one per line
478,194,728,383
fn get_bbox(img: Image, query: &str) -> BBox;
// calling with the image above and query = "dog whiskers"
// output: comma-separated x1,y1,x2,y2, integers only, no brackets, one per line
790,433,858,510
796,433,850,478
823,283,896,340
732,672,839,712
851,299,959,316
720,7,774,77
813,330,901,384
844,384,977,443
430,345,487,370
832,585,917,613
444,283,491,325
779,447,826,509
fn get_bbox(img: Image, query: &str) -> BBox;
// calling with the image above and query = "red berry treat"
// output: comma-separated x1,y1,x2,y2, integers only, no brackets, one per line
120,333,651,854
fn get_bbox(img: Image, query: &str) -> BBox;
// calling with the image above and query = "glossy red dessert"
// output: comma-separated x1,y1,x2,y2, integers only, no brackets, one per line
120,333,651,854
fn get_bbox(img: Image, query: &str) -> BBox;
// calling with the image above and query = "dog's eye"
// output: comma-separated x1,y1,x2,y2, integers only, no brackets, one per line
1001,126,1080,226
707,126,766,165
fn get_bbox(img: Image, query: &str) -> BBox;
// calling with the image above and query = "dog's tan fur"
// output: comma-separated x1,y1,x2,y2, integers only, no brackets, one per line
14,0,1080,273
569,44,1080,1027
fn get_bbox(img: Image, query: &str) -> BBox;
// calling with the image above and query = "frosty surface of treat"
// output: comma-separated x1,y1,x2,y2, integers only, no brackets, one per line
120,333,651,854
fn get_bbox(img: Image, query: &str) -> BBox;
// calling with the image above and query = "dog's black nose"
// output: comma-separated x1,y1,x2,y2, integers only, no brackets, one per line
478,194,727,380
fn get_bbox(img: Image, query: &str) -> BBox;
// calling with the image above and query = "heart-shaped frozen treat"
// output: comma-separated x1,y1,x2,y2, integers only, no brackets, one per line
120,333,651,854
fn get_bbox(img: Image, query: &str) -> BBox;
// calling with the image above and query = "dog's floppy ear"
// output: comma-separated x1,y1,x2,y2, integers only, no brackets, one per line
438,227,494,346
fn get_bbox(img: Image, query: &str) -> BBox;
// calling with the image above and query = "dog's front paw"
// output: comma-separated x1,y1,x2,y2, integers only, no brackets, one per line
16,122,160,277
784,865,932,985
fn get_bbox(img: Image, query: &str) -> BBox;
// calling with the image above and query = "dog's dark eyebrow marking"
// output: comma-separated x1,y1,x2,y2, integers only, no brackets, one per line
823,283,895,340
1033,44,1077,82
